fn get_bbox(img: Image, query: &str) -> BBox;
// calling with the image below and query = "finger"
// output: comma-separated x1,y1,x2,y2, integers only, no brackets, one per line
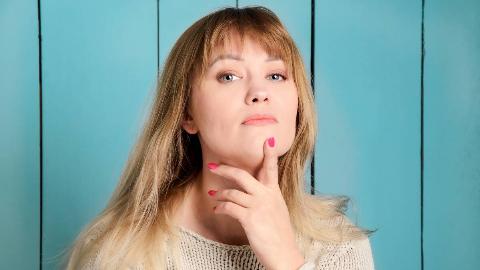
257,136,279,187
208,164,263,195
213,189,253,208
213,202,247,224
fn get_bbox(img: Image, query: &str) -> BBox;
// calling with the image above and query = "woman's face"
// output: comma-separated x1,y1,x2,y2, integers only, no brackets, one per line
182,33,298,171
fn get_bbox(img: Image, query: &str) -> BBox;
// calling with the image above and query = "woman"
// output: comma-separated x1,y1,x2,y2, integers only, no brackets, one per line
63,6,375,270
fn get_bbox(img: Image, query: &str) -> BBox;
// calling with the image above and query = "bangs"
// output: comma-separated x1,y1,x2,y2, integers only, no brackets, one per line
195,7,294,79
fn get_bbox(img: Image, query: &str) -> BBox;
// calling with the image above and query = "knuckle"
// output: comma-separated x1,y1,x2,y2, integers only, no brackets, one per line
224,189,235,199
229,167,241,176
227,168,242,182
222,202,233,211
237,169,250,179
257,188,268,197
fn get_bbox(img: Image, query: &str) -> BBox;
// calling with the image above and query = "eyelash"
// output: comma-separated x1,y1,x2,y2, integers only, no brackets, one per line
217,72,287,83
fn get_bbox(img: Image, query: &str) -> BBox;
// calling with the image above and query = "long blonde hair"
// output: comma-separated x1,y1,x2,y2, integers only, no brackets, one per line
62,6,374,270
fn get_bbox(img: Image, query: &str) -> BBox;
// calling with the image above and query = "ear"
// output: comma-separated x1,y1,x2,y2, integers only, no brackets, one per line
182,110,198,135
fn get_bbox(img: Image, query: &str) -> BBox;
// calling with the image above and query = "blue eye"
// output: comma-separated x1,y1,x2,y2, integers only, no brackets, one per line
217,73,240,83
268,73,287,81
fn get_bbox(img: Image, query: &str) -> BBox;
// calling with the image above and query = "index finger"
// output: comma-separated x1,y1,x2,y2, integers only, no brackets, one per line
258,136,279,187
207,163,264,195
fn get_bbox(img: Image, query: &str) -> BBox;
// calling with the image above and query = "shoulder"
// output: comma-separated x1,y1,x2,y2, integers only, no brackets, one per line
306,236,375,270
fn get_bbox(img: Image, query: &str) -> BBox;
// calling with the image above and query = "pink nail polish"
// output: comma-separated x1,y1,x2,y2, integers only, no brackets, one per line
268,137,275,147
207,162,218,170
207,190,217,196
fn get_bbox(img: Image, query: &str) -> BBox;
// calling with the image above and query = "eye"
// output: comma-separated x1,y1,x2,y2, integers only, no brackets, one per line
267,73,287,81
217,73,240,83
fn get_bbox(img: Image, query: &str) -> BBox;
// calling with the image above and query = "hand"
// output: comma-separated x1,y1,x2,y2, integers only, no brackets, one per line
207,137,305,270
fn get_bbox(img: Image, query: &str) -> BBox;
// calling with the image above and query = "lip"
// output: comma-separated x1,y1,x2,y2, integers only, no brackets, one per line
242,114,278,125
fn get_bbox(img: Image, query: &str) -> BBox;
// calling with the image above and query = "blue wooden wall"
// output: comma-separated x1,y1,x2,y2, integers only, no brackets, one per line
1,1,479,269
0,1,40,269
314,1,422,268
424,0,480,269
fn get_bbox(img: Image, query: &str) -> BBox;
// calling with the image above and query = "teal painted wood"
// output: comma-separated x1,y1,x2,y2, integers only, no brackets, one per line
314,1,422,270
239,0,311,73
238,0,312,192
158,0,234,67
3,1,472,269
41,1,157,269
0,1,40,269
424,0,480,269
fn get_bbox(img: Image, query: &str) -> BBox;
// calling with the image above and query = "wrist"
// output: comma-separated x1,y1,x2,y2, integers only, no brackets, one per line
275,248,305,270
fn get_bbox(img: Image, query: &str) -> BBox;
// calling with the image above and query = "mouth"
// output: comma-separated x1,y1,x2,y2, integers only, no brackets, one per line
242,119,277,125
242,114,278,126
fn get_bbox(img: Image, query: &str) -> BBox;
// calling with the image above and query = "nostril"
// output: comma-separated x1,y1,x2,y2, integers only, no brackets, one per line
252,98,258,102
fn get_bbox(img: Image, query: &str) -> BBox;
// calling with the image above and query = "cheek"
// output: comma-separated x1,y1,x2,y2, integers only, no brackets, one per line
193,93,239,141
277,87,299,154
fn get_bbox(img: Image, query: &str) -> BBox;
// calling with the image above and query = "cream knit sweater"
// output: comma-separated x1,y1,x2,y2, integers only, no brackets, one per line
83,225,375,269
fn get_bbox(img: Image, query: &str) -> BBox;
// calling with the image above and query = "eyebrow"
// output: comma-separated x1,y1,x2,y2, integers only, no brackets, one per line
208,54,283,68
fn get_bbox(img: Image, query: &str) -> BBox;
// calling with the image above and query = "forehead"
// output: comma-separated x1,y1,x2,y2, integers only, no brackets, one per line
213,29,285,56
208,38,281,64
210,35,264,58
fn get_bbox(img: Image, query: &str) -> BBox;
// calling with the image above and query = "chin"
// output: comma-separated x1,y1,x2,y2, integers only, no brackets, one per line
277,145,290,157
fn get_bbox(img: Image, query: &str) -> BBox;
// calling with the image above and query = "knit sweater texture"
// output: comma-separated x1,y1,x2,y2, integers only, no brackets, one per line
82,225,375,270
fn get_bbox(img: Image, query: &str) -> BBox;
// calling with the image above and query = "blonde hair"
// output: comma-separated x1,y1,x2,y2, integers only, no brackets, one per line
62,6,375,270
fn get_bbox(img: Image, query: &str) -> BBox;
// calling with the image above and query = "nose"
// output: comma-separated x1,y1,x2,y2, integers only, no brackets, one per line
245,80,269,105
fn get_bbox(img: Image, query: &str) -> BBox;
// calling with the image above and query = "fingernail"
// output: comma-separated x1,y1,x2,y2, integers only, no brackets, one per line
207,190,217,196
207,162,218,170
268,137,275,147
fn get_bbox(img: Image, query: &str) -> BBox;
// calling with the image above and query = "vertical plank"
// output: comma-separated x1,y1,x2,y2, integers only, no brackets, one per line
41,1,157,269
159,0,234,67
238,0,312,191
0,1,40,269
424,0,480,269
239,0,311,73
314,1,421,269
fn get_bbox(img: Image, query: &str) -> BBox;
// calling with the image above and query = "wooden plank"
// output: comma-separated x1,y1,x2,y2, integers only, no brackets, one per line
0,1,40,269
314,1,422,269
424,0,480,269
159,0,235,68
41,1,157,268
